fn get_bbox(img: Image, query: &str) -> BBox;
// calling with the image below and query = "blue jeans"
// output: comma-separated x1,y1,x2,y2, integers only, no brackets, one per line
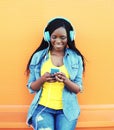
32,105,77,130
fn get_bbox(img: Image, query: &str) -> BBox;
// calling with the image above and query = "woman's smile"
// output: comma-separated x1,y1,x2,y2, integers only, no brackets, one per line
54,43,64,48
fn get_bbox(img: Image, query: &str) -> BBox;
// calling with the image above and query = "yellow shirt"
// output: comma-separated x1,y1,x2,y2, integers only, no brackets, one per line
39,53,69,109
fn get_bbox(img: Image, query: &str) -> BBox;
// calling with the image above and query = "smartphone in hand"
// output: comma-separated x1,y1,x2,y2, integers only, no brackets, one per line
50,68,59,74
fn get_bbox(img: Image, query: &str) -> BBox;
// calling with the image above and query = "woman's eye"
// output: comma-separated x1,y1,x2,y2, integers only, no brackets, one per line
51,35,56,39
61,36,67,40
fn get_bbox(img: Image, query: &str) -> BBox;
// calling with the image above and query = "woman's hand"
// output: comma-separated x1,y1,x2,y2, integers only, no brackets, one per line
54,72,80,94
42,72,56,83
54,72,67,82
30,72,56,91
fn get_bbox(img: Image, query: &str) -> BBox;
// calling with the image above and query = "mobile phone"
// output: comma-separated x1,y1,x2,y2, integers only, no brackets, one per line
50,68,59,74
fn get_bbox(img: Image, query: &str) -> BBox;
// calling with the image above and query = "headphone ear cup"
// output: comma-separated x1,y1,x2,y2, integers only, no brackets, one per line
44,31,50,42
70,31,75,41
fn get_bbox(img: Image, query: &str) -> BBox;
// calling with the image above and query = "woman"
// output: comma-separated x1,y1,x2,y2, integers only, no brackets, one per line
26,17,85,130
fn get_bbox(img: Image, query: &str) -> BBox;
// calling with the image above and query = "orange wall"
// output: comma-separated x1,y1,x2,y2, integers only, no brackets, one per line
0,0,114,106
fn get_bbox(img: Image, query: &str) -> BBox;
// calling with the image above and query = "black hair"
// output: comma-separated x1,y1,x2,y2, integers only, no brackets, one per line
26,18,85,73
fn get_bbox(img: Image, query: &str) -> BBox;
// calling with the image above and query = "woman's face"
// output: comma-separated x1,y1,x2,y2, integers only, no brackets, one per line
50,27,67,51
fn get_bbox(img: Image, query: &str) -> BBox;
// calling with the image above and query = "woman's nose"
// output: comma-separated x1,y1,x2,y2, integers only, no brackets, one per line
56,38,61,43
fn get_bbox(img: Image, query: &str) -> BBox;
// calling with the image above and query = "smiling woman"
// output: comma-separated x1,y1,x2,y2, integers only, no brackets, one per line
50,27,67,52
26,17,85,130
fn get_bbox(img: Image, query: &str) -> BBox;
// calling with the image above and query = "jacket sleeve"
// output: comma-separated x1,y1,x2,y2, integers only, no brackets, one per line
26,53,40,94
74,55,83,92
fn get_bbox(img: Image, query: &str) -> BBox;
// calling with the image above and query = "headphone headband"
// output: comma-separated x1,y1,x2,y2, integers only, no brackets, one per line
44,17,75,43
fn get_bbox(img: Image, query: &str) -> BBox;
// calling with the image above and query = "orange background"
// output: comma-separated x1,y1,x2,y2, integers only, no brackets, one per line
0,0,114,129
0,0,114,106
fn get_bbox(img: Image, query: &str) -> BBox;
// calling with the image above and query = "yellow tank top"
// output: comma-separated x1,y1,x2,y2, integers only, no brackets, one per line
39,53,69,109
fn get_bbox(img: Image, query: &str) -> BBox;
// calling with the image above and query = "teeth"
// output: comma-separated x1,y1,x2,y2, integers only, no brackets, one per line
57,44,62,45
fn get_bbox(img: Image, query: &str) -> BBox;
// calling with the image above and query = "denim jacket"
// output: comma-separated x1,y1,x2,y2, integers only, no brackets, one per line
26,48,83,125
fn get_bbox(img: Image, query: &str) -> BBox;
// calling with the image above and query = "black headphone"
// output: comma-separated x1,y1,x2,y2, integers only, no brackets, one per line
44,17,75,43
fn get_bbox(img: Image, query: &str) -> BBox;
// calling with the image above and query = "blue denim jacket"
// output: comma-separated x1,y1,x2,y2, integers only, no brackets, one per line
26,48,83,125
